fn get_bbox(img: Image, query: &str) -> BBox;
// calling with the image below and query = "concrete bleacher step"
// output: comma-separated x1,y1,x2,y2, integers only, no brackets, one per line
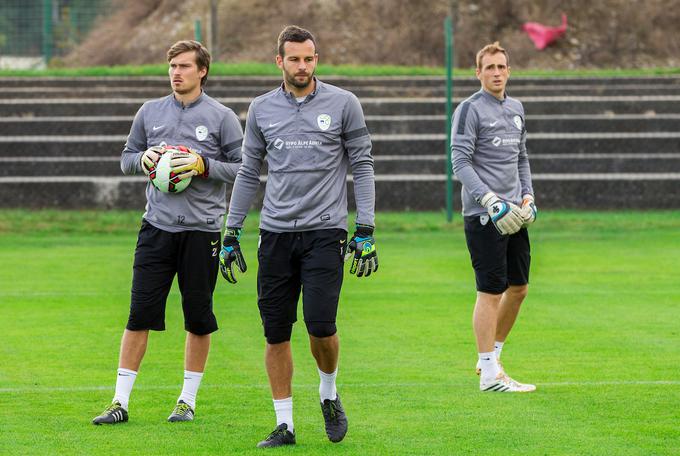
4,132,679,157
4,83,680,99
4,153,679,177
4,95,680,117
4,113,680,135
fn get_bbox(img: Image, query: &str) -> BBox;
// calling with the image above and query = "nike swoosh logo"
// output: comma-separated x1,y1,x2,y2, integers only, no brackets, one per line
153,125,164,130
268,121,281,127
340,240,346,244
489,121,498,126
211,240,219,246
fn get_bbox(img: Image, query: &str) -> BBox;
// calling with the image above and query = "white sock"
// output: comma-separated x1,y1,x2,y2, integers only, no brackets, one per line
479,352,500,383
494,341,505,360
273,397,294,433
113,368,137,410
318,368,338,402
177,370,204,409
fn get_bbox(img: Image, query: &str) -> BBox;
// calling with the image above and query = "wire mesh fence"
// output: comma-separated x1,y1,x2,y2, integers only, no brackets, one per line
0,0,110,66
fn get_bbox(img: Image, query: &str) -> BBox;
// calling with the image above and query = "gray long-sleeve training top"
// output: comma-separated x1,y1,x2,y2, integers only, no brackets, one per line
226,78,375,233
121,92,243,232
451,89,534,217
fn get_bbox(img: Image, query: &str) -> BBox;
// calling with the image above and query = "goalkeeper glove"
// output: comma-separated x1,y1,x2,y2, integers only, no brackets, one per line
344,223,378,277
168,145,209,179
520,194,537,227
140,145,166,176
480,192,523,235
219,227,247,284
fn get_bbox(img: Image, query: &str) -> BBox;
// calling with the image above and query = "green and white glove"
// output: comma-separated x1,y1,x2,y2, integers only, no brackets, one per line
140,145,166,176
520,194,537,227
344,223,378,277
480,192,523,235
219,227,247,284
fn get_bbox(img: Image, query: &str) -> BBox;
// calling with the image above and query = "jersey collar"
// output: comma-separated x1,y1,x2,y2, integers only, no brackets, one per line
479,88,507,105
279,77,323,105
171,90,206,109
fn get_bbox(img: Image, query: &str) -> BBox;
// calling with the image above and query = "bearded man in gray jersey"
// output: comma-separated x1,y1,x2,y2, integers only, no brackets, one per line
219,25,377,448
92,40,243,425
451,42,538,393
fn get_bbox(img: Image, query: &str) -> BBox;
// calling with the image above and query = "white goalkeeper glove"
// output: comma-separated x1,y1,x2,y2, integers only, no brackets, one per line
140,145,166,176
520,194,537,227
480,192,523,235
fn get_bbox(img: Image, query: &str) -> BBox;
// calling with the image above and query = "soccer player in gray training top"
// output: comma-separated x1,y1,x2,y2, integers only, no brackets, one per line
218,25,378,448
451,41,538,393
91,40,243,425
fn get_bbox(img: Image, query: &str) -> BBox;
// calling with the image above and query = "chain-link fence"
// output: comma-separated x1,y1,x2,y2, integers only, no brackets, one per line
0,0,110,67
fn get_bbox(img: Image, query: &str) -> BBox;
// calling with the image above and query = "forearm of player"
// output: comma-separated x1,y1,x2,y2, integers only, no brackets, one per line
201,159,241,184
351,162,376,227
120,150,145,175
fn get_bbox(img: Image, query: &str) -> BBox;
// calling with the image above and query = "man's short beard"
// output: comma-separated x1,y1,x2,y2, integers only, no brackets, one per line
286,72,313,89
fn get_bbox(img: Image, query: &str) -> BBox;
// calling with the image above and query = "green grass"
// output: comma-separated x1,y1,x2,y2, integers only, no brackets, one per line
1,210,679,455
1,62,679,78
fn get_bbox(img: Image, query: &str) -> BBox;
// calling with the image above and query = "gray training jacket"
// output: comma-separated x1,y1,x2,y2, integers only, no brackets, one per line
451,89,534,217
121,92,243,233
226,79,375,233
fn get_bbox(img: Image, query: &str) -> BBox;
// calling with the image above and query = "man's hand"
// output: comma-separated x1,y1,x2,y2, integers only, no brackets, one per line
168,145,208,179
140,145,166,176
520,194,537,227
344,224,378,277
219,227,247,284
480,192,523,235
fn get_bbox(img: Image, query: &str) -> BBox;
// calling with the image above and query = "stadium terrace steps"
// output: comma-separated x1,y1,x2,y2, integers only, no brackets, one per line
3,114,680,135
1,75,680,209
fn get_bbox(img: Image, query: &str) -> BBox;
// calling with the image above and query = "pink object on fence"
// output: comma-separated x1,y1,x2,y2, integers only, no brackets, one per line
522,13,568,50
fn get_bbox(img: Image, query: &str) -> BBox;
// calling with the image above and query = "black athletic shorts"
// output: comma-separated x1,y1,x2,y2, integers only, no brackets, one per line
257,229,347,344
464,215,531,294
126,220,220,335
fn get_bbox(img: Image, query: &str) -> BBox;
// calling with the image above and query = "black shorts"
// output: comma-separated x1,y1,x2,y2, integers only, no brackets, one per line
126,220,220,335
257,229,347,344
464,215,531,294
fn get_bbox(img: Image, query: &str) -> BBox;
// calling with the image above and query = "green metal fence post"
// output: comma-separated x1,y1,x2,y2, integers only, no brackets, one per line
444,16,454,222
42,0,53,64
194,19,202,43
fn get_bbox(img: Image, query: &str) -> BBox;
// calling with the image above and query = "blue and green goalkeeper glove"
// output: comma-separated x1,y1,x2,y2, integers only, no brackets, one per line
219,227,247,284
344,223,378,277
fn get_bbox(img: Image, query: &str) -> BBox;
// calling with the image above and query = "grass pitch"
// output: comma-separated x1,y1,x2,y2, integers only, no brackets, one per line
1,210,679,455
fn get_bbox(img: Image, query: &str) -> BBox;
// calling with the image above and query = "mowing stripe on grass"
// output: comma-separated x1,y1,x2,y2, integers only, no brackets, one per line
3,380,679,394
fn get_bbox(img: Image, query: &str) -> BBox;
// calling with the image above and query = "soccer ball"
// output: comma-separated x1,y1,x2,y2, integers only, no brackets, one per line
150,148,192,193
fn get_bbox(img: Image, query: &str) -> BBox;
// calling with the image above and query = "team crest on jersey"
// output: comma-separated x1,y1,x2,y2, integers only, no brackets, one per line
317,114,331,131
513,115,522,130
195,125,208,141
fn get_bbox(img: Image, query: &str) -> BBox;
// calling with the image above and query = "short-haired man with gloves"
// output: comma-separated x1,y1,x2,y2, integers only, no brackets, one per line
451,41,538,393
92,40,243,425
219,25,377,448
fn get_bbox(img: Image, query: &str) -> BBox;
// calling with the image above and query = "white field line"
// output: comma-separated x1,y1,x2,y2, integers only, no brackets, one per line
2,380,679,394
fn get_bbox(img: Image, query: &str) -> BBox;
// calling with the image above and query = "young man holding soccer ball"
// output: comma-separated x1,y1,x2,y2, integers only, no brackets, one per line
451,42,538,393
91,40,243,424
